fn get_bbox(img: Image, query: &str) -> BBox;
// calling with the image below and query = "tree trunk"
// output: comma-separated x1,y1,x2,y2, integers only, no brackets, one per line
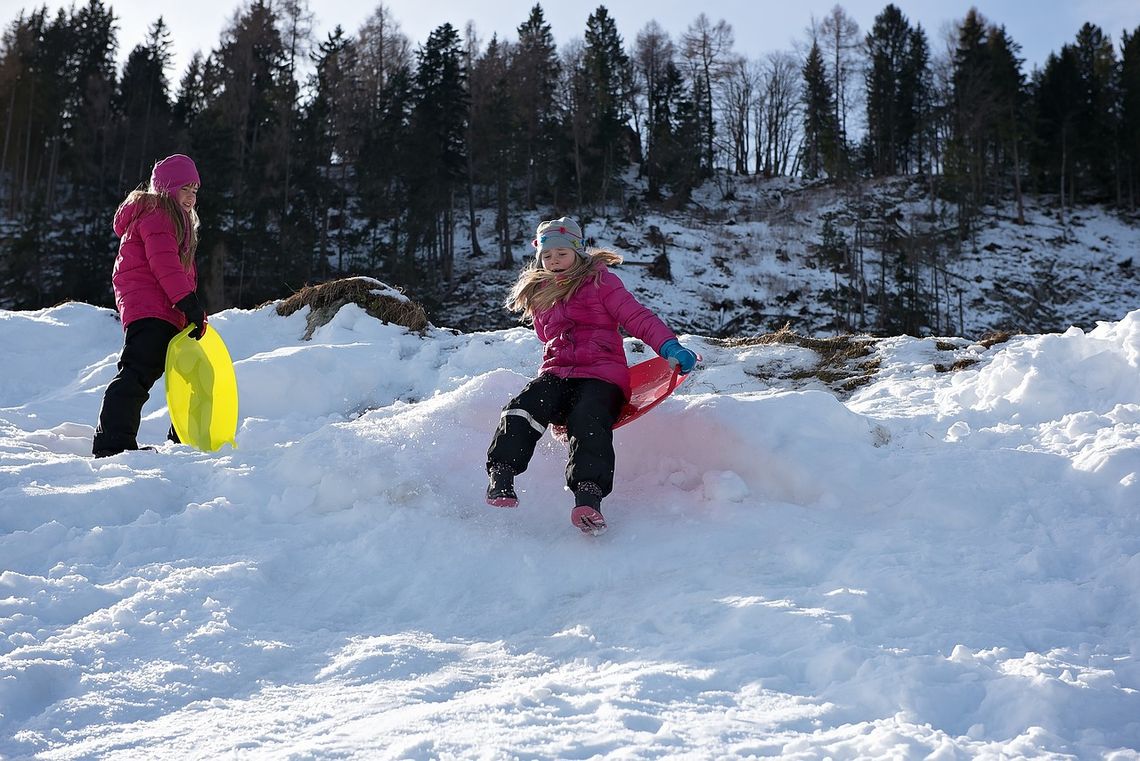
203,238,227,310
465,152,483,257
1011,105,1024,225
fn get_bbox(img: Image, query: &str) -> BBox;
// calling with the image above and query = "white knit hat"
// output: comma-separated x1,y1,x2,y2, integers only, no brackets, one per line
533,217,586,262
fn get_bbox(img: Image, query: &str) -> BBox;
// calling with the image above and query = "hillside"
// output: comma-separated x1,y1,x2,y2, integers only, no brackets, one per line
431,175,1140,340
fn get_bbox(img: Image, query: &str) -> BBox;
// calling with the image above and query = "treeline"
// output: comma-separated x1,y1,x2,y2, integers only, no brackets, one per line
0,0,1138,313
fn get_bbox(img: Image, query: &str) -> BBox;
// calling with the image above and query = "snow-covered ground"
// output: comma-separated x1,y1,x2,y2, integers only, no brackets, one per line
1,300,1139,758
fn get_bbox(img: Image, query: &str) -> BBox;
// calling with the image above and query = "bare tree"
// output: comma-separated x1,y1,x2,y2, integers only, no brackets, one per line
633,21,675,174
277,0,315,219
680,13,734,172
758,51,801,177
719,54,756,174
818,4,860,168
561,39,588,213
355,3,412,112
462,21,485,258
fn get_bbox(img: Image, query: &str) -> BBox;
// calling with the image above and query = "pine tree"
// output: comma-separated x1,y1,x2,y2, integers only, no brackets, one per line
511,4,561,208
580,5,632,210
863,4,931,177
801,40,838,179
406,23,467,283
947,9,1009,238
987,25,1026,222
56,0,119,306
351,3,413,275
1032,46,1081,215
1071,23,1118,201
116,18,174,188
194,0,295,306
355,64,412,277
298,26,355,279
468,34,515,266
65,0,118,204
655,61,701,201
172,53,207,129
901,25,932,175
0,8,54,217
1121,26,1140,208
864,4,912,176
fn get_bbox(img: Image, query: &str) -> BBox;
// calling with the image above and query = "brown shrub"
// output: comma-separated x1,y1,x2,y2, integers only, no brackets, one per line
716,323,881,395
977,329,1014,349
275,276,429,340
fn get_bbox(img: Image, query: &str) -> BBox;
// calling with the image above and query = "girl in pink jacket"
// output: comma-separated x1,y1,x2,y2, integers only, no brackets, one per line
92,154,208,458
485,216,698,534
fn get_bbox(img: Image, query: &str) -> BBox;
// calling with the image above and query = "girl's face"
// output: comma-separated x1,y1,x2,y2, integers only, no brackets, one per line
176,184,199,212
540,247,578,273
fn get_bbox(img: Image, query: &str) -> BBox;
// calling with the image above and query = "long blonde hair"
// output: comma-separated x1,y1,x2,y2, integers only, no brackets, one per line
116,187,200,269
507,249,623,321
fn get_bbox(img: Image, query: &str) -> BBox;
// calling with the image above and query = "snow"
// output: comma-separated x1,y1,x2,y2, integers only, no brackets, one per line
1,299,1139,758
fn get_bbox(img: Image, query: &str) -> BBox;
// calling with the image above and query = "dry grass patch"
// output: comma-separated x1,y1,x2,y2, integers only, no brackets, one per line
711,324,881,395
934,358,980,372
276,276,429,339
978,329,1014,348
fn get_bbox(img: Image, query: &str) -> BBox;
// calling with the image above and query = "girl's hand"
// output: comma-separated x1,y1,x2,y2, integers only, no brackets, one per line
175,293,208,340
659,339,698,373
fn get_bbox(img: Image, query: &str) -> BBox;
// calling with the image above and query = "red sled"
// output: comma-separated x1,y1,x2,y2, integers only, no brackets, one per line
552,355,694,441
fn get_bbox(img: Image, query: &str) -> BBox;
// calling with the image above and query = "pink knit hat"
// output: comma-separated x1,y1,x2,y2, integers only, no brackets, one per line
150,154,200,194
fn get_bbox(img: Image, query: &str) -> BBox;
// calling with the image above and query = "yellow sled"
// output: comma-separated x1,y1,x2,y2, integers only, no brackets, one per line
164,325,238,452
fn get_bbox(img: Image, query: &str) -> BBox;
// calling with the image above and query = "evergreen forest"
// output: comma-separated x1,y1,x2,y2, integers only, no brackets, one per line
1,0,1138,325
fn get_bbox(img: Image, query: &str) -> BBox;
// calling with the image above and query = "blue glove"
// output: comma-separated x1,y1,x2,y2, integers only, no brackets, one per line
659,338,698,373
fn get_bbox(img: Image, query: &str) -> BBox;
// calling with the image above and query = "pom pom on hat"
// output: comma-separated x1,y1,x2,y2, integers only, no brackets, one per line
150,154,200,194
533,216,586,262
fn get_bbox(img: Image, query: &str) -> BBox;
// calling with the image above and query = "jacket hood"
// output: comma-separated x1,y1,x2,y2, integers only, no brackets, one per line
113,199,146,237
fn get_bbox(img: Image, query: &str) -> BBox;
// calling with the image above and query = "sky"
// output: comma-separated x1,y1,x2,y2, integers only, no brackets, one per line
1,282,1139,756
89,0,1140,85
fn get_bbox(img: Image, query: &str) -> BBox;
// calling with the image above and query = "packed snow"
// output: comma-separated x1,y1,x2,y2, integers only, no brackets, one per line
1,299,1139,758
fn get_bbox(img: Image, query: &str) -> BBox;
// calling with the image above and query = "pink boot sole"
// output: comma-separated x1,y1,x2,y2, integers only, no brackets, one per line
486,496,519,508
571,505,607,535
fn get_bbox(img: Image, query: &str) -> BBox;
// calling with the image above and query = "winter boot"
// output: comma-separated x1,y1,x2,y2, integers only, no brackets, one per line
570,481,607,535
486,463,519,508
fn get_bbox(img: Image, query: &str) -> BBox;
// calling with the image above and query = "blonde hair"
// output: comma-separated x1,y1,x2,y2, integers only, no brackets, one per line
116,186,200,269
507,249,623,320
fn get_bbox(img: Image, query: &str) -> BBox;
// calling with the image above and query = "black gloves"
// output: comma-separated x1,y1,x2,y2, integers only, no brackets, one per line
175,293,207,340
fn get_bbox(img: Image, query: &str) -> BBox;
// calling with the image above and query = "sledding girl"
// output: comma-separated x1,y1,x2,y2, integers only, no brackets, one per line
92,154,208,458
485,216,698,534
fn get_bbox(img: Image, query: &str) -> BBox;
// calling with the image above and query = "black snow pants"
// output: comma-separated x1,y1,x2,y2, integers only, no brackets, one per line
93,317,180,456
486,372,625,497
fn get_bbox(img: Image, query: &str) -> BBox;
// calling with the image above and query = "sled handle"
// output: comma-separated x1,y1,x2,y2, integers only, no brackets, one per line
666,352,701,392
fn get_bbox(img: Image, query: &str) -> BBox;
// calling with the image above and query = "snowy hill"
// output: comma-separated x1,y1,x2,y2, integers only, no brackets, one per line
1,300,1138,758
436,176,1140,340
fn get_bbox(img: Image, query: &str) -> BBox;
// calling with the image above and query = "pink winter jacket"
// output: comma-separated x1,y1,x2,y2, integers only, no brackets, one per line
111,200,197,330
533,265,676,399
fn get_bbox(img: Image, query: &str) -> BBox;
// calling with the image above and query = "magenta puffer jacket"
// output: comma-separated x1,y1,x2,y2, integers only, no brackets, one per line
533,265,676,399
111,200,197,330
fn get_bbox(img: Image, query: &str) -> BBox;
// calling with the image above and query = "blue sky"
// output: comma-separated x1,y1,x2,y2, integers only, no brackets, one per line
100,0,1140,82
